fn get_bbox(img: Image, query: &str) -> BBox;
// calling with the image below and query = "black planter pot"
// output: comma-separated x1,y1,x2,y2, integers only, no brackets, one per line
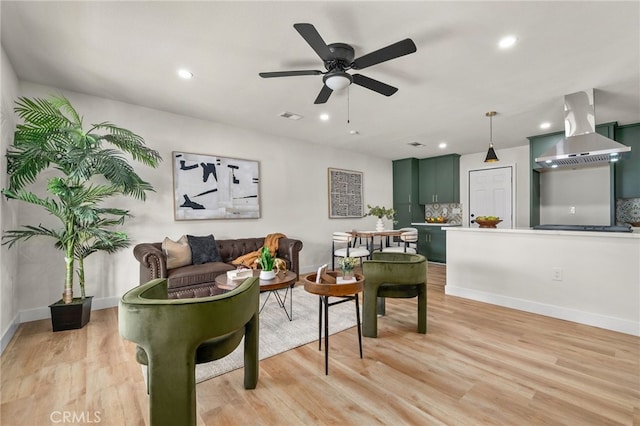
48,296,93,332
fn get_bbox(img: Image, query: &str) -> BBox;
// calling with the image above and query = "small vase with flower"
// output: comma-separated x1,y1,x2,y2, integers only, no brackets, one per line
339,256,357,280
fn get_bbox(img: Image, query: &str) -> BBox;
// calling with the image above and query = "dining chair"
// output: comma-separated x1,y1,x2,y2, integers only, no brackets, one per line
332,231,370,271
382,227,418,254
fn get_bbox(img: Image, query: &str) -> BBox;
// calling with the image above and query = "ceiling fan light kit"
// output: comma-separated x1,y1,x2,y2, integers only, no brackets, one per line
259,22,417,104
323,71,352,91
484,111,499,163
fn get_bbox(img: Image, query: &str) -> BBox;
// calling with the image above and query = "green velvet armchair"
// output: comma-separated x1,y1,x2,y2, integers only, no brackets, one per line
362,252,427,338
119,276,260,426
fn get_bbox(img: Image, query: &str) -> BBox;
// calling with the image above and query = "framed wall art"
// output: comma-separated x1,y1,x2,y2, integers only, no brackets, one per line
328,168,363,218
173,151,260,220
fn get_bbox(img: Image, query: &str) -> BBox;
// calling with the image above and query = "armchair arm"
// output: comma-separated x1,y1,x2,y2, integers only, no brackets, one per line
133,243,167,284
277,238,303,279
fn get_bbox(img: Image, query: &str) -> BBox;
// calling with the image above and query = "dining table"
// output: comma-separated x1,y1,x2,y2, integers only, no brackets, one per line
348,229,404,252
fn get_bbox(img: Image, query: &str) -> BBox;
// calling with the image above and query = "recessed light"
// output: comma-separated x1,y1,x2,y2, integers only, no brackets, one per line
498,35,517,49
319,113,330,121
177,69,193,79
540,122,551,130
438,142,447,149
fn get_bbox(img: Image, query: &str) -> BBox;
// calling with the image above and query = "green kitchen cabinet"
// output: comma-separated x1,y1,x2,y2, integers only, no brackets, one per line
614,123,640,198
418,154,460,204
393,158,423,228
417,227,447,263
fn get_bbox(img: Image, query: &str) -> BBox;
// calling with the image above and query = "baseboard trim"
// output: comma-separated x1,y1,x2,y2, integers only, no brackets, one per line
445,286,639,336
1,314,20,355
19,296,120,324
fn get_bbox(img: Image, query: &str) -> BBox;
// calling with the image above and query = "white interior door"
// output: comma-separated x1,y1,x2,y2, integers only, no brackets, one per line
469,166,513,228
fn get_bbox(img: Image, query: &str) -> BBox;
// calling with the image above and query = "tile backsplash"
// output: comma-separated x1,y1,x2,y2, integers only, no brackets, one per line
616,198,640,226
424,203,462,225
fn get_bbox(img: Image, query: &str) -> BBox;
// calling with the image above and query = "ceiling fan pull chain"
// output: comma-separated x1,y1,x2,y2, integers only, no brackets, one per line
347,86,350,124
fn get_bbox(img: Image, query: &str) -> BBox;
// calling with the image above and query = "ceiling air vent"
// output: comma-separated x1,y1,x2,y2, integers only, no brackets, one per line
279,111,303,120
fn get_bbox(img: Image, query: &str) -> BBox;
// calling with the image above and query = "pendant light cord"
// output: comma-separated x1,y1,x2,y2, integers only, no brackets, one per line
489,113,493,144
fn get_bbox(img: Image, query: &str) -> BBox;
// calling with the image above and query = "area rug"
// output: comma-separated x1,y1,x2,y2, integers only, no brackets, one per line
193,284,359,383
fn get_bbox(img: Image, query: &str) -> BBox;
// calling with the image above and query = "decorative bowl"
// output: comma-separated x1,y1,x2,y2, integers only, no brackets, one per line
426,217,447,223
475,218,502,228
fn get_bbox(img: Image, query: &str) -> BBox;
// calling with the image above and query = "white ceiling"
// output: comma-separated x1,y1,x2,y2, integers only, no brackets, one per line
2,1,639,160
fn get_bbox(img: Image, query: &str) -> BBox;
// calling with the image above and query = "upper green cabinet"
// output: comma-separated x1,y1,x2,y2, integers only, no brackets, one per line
614,123,640,198
418,154,460,204
393,158,419,204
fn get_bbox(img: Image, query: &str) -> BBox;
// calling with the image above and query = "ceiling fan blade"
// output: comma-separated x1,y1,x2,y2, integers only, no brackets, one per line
259,70,323,78
352,74,398,96
352,38,417,70
293,23,333,61
314,85,333,104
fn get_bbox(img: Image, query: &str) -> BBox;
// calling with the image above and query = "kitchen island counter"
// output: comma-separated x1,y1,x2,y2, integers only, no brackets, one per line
444,226,640,335
411,222,462,227
445,226,640,238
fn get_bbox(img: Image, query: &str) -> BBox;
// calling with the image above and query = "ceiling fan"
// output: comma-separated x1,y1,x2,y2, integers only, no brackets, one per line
259,23,417,104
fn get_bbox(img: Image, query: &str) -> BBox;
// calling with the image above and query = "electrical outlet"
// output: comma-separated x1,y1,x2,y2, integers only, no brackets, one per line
452,207,461,214
552,267,563,281
570,206,576,214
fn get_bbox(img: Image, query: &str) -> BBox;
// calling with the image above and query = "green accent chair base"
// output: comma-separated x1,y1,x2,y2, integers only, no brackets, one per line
119,277,260,426
362,252,427,338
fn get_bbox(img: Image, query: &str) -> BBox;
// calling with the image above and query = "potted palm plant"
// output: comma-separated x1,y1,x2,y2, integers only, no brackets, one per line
1,95,161,331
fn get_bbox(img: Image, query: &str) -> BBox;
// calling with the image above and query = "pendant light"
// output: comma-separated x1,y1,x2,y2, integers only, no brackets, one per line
484,111,499,163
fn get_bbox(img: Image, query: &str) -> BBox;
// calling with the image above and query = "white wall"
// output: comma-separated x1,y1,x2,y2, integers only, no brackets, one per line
459,145,530,228
13,82,393,321
1,47,20,352
540,165,610,225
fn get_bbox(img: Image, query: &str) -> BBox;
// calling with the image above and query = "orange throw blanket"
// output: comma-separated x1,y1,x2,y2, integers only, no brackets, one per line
231,233,286,269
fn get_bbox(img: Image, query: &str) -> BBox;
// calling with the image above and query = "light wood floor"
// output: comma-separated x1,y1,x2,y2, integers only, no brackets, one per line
2,263,639,425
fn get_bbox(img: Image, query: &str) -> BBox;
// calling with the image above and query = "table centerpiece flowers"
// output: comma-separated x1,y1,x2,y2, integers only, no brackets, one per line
366,204,397,231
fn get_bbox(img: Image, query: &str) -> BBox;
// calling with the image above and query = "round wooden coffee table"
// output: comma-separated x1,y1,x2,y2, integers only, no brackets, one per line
216,270,297,320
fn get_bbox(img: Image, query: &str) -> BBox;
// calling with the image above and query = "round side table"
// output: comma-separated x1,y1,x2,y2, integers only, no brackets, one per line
303,271,364,375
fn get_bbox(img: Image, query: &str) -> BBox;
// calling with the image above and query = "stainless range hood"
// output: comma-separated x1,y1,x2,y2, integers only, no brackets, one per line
535,90,631,168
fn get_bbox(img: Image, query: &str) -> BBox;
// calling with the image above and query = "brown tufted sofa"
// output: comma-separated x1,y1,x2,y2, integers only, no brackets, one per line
133,237,303,298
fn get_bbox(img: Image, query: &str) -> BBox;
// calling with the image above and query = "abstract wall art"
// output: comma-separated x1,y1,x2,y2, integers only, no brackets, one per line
173,151,260,220
328,168,363,218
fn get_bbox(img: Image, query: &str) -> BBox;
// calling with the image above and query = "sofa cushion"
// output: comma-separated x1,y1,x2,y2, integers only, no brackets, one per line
187,234,222,264
167,262,235,289
162,235,192,269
